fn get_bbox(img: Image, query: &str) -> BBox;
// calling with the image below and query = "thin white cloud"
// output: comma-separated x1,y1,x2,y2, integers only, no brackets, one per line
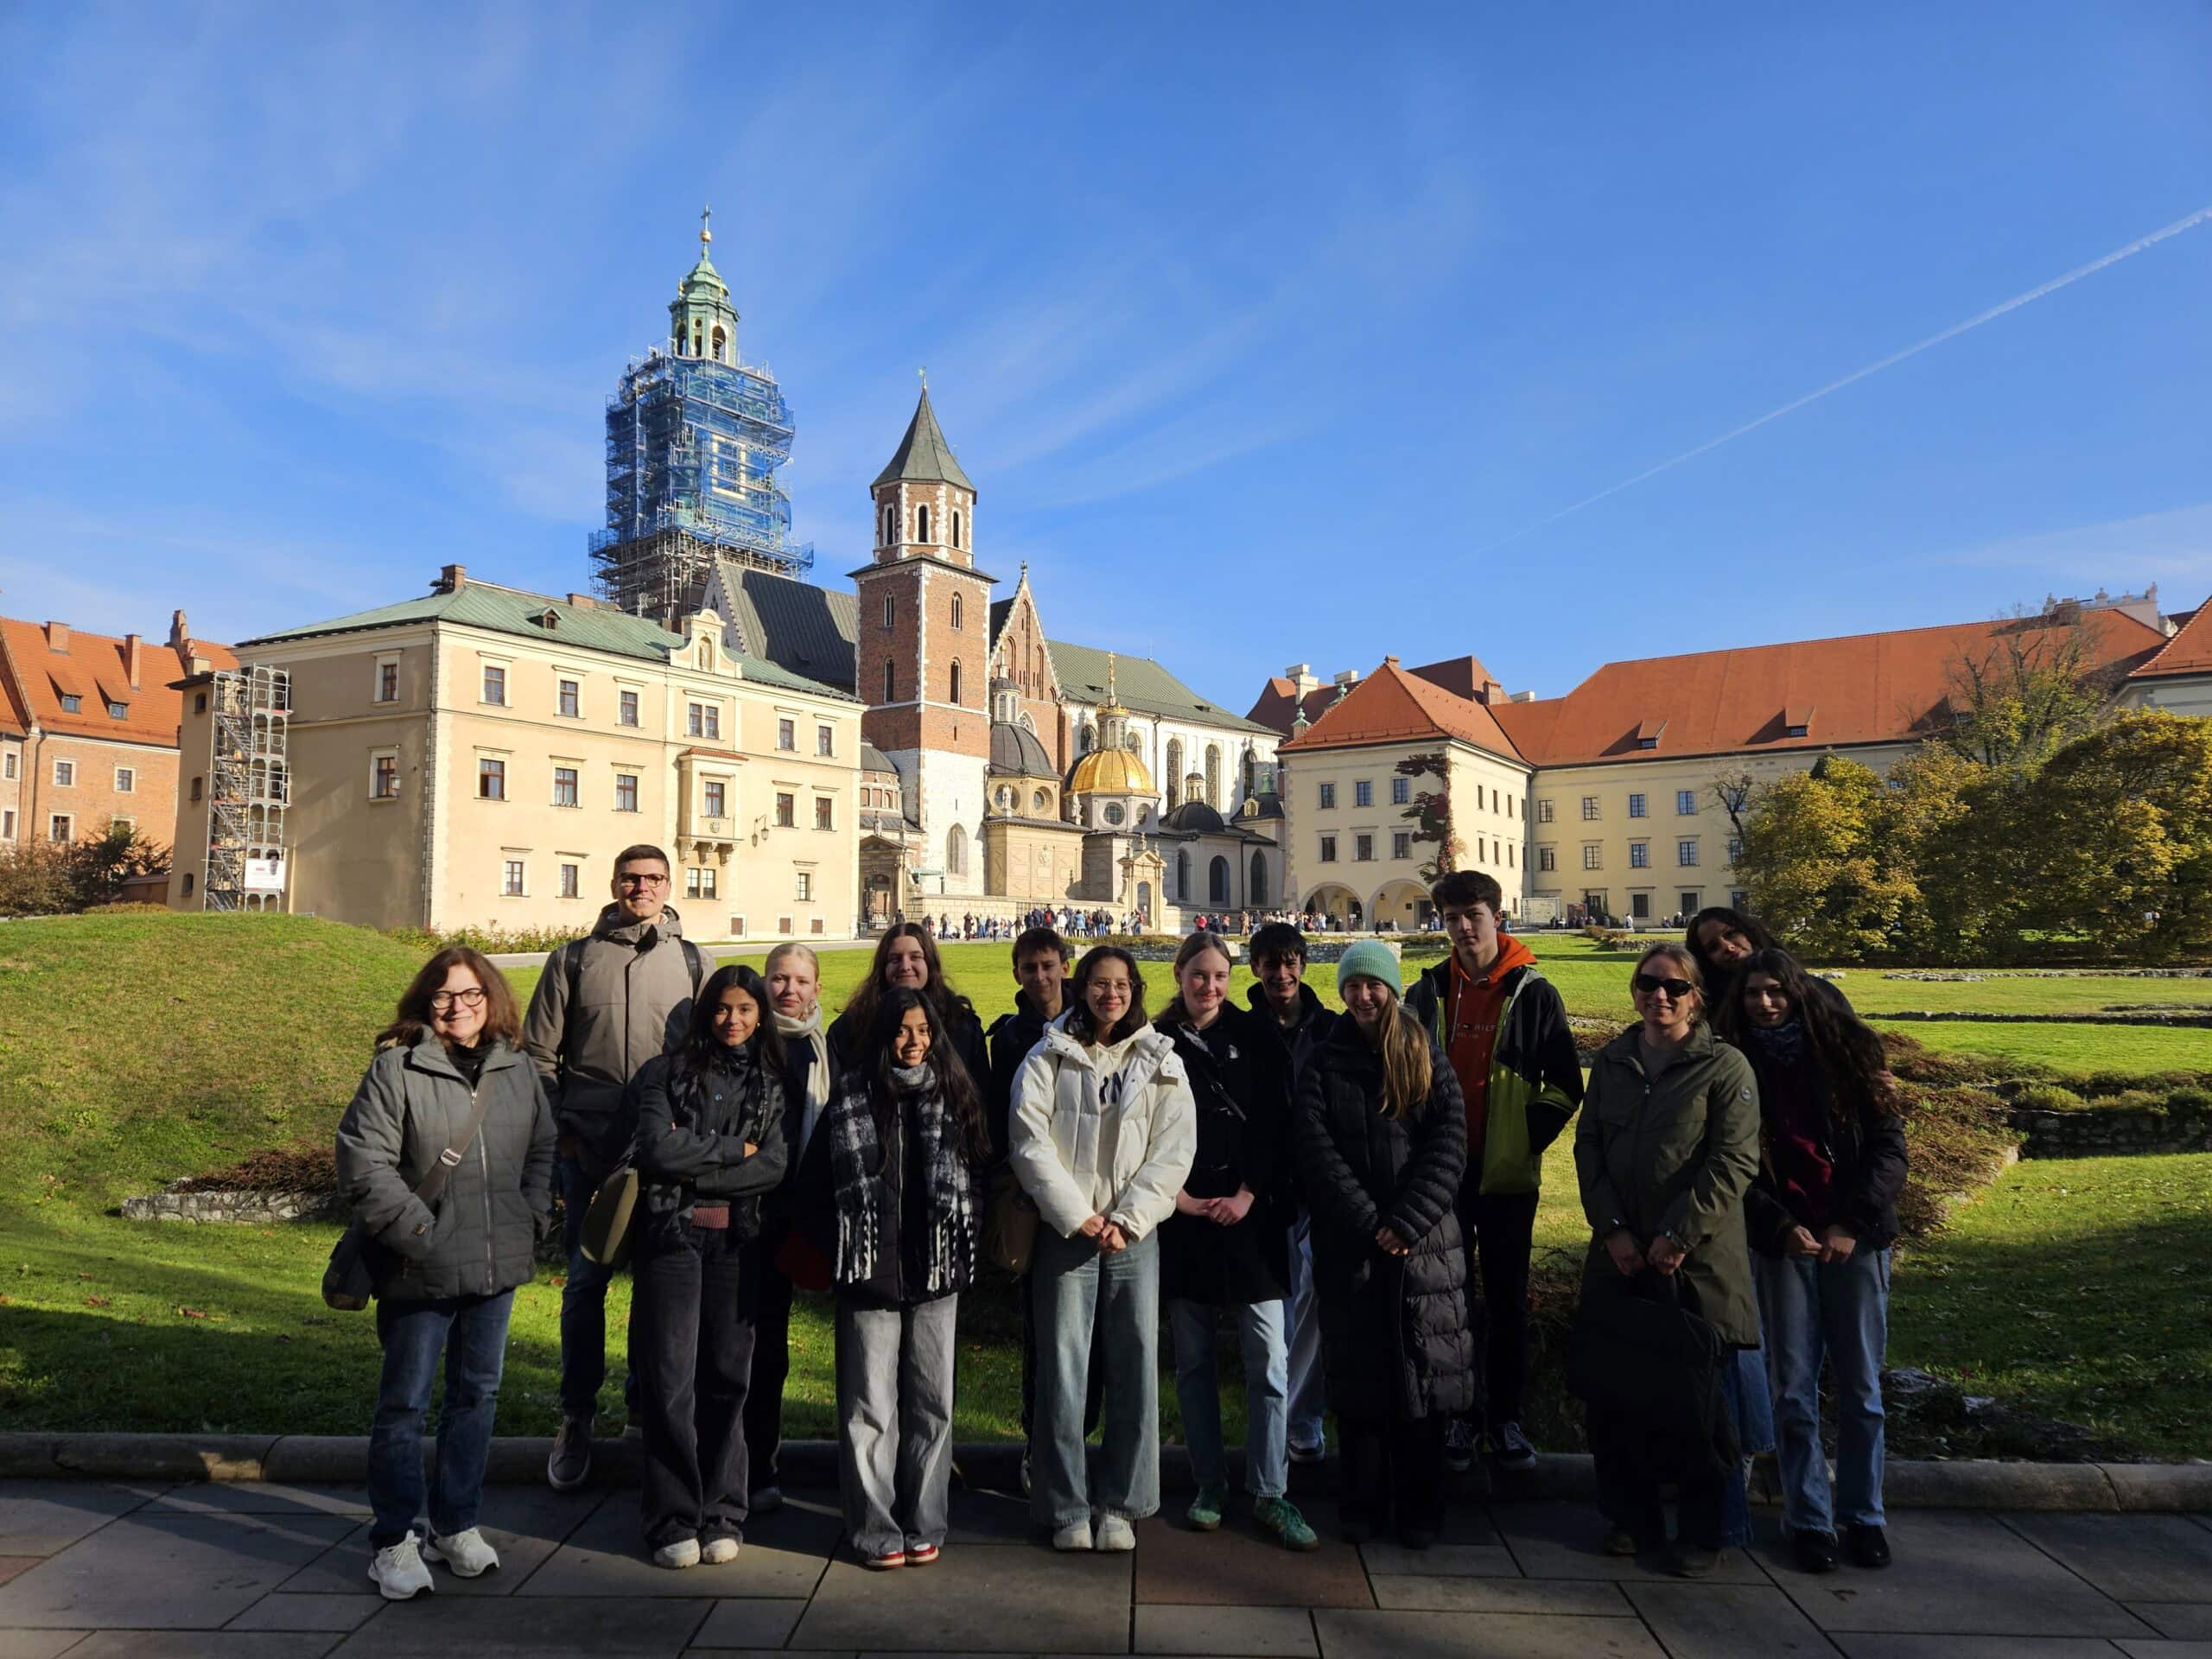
1942,501,2212,592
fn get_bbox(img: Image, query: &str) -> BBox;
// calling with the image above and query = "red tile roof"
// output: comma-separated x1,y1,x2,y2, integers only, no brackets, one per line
0,618,236,750
1279,658,1523,763
2127,602,2212,681
1246,676,1351,736
1488,608,2167,767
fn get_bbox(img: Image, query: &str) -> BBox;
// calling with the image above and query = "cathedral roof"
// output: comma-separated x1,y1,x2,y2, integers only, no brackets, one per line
873,388,974,493
712,561,859,689
1067,742,1155,798
1160,799,1226,835
988,720,1056,779
1047,640,1274,734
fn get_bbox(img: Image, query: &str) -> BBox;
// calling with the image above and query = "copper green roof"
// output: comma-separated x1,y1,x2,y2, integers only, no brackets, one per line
240,581,854,701
873,388,974,493
680,251,730,302
1046,639,1274,734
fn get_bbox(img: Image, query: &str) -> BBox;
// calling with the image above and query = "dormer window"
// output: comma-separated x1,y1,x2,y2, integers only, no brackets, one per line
60,693,81,713
532,608,559,630
107,701,128,720
1783,702,1815,740
1634,717,1666,752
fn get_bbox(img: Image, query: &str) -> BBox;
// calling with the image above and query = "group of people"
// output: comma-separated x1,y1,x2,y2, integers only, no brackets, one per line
333,842,1903,1599
920,907,1142,943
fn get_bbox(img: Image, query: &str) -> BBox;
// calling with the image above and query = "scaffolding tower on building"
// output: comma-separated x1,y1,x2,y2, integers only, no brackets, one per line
202,665,290,912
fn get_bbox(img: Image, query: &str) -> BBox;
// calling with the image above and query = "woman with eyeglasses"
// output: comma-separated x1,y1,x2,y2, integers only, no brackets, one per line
336,948,556,1600
1573,942,1760,1579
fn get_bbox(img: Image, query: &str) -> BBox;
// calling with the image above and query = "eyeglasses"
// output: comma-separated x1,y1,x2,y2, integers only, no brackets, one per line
1632,974,1695,999
616,872,670,888
429,988,486,1012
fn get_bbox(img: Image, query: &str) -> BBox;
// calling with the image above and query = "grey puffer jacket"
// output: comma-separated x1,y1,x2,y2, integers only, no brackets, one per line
334,1033,556,1302
521,902,705,1170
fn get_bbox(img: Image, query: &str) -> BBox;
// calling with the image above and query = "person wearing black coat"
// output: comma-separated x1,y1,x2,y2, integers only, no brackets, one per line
1289,944,1473,1550
626,966,789,1570
1157,936,1314,1550
826,922,989,1089
1717,948,1908,1575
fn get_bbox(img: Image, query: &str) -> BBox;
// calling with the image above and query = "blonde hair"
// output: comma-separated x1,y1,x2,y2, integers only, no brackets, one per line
764,941,820,978
1354,986,1433,1120
1156,931,1235,1029
1632,941,1706,1023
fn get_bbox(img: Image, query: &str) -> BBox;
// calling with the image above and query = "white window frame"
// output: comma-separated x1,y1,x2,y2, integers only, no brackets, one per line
369,749,400,801
52,814,75,842
372,654,401,704
502,858,526,897
53,759,74,787
113,766,135,793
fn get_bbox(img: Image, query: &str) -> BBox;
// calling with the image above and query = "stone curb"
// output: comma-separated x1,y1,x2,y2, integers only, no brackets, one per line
0,1434,2203,1510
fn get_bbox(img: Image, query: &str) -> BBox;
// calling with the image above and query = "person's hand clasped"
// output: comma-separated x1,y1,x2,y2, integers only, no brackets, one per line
1376,1225,1411,1256
1173,1189,1210,1217
1647,1233,1686,1275
1786,1224,1823,1258
1605,1228,1646,1276
1209,1190,1255,1227
1096,1221,1130,1253
1077,1213,1109,1242
1819,1224,1858,1263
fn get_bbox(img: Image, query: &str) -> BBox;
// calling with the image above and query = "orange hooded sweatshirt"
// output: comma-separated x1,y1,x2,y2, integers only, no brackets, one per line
1444,931,1537,1156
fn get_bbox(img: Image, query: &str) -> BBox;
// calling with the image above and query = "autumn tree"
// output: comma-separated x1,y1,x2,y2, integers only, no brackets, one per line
1735,756,1918,958
1939,609,2120,772
1395,752,1460,882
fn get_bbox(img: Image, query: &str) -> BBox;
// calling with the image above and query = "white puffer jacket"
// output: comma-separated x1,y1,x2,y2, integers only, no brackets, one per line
1009,1018,1197,1242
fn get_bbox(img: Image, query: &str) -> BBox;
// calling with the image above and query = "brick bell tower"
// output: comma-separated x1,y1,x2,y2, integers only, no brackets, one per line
853,382,995,894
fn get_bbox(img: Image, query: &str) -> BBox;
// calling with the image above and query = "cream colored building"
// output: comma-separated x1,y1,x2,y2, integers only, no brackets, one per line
168,566,861,941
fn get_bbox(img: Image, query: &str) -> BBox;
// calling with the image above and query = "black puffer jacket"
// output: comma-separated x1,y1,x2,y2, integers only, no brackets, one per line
1159,1003,1294,1306
335,1033,556,1301
628,1045,789,1244
1290,1014,1474,1422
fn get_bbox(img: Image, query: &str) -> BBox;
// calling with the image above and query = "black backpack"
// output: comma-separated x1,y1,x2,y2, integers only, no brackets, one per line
1567,1268,1734,1481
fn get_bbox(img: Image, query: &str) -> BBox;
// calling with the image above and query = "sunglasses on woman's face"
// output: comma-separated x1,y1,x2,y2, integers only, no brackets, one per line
1632,974,1694,999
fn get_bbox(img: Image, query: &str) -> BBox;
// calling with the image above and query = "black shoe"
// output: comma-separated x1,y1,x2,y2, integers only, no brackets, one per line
1847,1524,1891,1568
1339,1508,1376,1546
1669,1543,1723,1579
1396,1527,1437,1552
1602,1527,1641,1557
1791,1529,1840,1574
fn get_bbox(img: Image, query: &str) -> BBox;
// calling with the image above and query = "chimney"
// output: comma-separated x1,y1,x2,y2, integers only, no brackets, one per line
1285,663,1319,697
1332,669,1359,687
44,620,69,652
1508,690,1536,703
435,563,467,594
124,632,143,689
1478,677,1504,703
168,609,190,652
565,593,597,611
1382,655,1401,669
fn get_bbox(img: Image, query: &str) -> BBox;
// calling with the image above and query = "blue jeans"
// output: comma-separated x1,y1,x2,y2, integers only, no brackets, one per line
1756,1247,1891,1533
1169,1297,1290,1498
836,1294,958,1557
559,1153,635,1420
369,1290,514,1547
1283,1213,1326,1452
1031,1227,1161,1531
1719,1346,1776,1548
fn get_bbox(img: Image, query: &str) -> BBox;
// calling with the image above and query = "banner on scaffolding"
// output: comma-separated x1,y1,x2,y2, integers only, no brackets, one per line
245,856,286,894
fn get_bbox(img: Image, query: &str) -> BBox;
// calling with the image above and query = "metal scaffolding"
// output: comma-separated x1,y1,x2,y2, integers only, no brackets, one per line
203,665,289,912
589,346,814,615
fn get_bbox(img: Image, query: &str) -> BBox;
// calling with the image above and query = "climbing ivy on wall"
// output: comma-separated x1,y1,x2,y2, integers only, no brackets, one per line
1395,752,1461,882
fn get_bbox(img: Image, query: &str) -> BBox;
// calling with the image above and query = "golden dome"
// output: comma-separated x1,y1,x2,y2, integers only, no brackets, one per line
1069,744,1154,798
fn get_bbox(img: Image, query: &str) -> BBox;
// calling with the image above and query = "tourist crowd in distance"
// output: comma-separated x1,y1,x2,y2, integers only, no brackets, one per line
332,844,1906,1599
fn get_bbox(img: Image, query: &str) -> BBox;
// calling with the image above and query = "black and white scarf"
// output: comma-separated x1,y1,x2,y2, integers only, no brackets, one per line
826,1062,980,1295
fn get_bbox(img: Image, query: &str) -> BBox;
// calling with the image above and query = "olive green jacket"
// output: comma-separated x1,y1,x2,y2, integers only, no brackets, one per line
1573,1023,1762,1348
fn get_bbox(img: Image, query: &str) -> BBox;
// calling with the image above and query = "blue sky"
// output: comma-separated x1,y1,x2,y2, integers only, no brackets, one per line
2,3,2207,712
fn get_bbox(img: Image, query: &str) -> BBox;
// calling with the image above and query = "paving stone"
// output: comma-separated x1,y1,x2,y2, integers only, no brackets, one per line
792,1546,1130,1653
0,1482,156,1554
59,1637,340,1659
2115,1642,2212,1658
0,1558,39,1586
1759,1510,2153,1637
690,1599,807,1649
226,1596,379,1633
327,1597,709,1657
2007,1512,2212,1602
151,1488,371,1520
1135,1605,1315,1655
942,1488,1036,1545
515,1490,837,1600
1834,1639,2147,1658
1620,1582,1836,1658
276,1485,600,1597
1485,1500,1769,1583
1368,1577,1627,1614
1356,1541,1518,1579
1134,1516,1370,1608
2131,1607,2212,1641
0,1634,90,1659
1312,1608,1665,1657
0,1512,356,1630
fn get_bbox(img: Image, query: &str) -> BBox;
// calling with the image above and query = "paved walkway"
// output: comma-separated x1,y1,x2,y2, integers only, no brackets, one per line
2,1478,2208,1658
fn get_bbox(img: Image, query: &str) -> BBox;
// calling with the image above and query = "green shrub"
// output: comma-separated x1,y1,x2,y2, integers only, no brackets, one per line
1892,1083,2018,1241
2097,1088,2166,1115
2008,1082,2086,1112
2163,1085,2212,1118
1882,1031,2008,1088
2081,1068,2147,1099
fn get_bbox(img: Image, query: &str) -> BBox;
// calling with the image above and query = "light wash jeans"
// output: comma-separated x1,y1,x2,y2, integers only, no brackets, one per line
835,1294,959,1558
1168,1296,1290,1498
1756,1247,1891,1534
1031,1227,1161,1531
1283,1212,1326,1452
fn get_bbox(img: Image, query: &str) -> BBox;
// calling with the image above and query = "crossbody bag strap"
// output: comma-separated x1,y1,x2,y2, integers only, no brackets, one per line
411,1066,500,1211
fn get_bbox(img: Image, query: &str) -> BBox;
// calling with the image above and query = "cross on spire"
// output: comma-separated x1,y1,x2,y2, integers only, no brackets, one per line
700,205,713,250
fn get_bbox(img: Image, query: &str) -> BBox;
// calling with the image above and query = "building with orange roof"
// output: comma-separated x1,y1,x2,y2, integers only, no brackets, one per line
1273,594,2180,929
0,610,234,855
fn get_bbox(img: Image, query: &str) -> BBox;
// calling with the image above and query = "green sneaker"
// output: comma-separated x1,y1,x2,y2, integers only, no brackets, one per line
1186,1484,1227,1532
1255,1496,1320,1552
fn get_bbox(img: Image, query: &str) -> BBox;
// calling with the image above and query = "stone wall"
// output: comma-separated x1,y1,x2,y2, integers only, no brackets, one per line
119,1188,346,1224
2008,1107,2212,1159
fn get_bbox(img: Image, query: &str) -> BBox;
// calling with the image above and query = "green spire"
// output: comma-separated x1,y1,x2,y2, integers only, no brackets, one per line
670,206,738,359
873,383,975,493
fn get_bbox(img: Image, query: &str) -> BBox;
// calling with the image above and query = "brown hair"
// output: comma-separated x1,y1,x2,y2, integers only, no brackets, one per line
1715,948,1897,1123
377,946,521,1052
843,921,976,1040
1155,931,1235,1029
1352,984,1433,1120
1632,941,1706,1024
1065,945,1150,1045
612,843,671,874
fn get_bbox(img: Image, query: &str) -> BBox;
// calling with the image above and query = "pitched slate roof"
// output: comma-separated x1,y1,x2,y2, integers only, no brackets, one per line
872,389,975,493
1046,640,1274,734
0,618,236,749
1489,608,2166,767
714,562,860,690
2127,599,2212,681
244,580,852,701
1280,658,1523,763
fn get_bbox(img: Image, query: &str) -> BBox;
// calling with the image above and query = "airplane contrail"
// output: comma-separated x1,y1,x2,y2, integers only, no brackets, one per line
1476,203,2212,555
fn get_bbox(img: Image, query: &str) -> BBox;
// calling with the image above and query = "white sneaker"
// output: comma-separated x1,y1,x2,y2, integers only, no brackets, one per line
1094,1512,1136,1552
699,1536,741,1564
1052,1519,1093,1551
424,1527,499,1578
653,1536,702,1570
368,1532,434,1600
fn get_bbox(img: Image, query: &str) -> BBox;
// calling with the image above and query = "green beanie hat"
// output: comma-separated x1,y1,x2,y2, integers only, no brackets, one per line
1336,940,1402,999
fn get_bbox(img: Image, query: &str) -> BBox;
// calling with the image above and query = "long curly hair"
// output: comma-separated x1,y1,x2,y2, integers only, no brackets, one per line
842,923,976,1046
1684,906,1775,994
1714,947,1896,1124
673,963,787,1087
865,987,993,1166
